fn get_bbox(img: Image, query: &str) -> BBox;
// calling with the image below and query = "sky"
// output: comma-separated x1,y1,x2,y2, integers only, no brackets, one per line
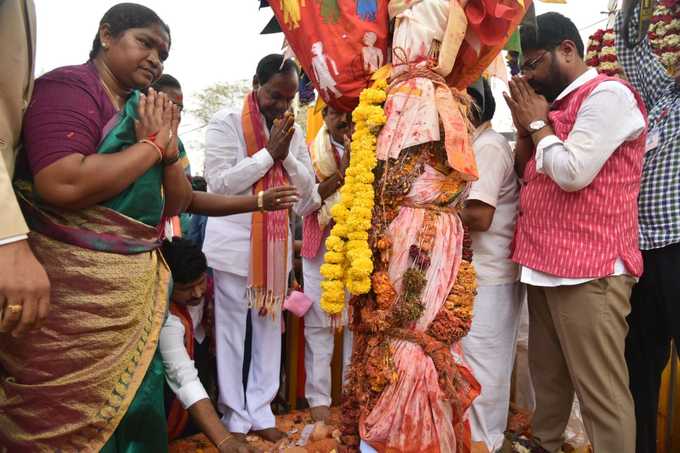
33,0,617,171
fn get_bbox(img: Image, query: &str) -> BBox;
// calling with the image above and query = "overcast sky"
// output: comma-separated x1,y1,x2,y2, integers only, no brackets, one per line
33,0,617,171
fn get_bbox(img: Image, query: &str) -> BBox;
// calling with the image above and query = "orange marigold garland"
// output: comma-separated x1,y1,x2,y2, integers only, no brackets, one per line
372,271,397,310
427,260,477,345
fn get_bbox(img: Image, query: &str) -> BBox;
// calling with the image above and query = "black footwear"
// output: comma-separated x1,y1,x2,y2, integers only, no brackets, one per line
497,432,550,453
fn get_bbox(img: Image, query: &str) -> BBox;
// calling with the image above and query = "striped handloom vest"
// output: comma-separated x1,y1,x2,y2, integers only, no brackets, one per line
512,74,647,278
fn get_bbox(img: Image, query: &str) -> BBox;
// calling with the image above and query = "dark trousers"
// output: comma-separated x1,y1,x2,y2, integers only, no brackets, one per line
626,242,680,453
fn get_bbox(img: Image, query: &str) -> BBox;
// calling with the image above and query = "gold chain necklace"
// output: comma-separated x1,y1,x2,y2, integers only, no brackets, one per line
100,79,124,111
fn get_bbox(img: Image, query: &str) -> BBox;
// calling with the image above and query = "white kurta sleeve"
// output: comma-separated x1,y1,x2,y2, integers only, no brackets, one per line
159,313,209,409
535,82,645,193
204,111,274,196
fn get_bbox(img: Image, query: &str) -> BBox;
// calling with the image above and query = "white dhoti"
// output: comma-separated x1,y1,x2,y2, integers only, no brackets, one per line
461,282,524,451
213,270,282,433
302,243,352,408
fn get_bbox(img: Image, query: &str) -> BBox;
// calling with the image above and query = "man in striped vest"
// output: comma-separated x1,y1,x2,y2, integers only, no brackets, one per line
504,13,647,453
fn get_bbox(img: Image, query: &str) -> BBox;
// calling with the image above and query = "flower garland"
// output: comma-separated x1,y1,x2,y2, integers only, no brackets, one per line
649,1,680,73
319,79,387,316
586,28,623,77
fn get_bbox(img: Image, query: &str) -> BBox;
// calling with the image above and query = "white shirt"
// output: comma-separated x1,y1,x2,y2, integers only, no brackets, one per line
187,301,206,344
159,313,209,409
202,107,319,276
520,68,646,287
330,137,346,159
468,125,520,286
308,135,346,204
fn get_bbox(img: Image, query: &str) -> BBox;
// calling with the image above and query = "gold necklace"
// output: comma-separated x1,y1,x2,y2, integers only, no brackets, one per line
100,79,124,111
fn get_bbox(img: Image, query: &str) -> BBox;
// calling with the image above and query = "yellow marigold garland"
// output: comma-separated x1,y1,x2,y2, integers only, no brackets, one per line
320,79,387,316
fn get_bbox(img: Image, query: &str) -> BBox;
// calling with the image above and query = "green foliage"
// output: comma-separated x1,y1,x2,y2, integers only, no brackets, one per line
190,79,251,125
191,79,311,132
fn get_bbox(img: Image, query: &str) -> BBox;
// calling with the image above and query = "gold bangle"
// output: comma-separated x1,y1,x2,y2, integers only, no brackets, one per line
216,433,232,448
257,190,264,211
139,139,163,163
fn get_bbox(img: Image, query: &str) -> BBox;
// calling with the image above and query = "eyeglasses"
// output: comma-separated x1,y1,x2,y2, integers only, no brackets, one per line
520,51,549,74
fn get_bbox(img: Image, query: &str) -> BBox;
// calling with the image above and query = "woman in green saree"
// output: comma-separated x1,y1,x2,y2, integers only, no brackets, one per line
0,3,228,452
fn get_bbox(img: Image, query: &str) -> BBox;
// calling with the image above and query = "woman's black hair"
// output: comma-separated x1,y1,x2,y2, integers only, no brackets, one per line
90,2,171,60
468,78,496,124
151,73,182,92
255,54,300,86
520,12,584,59
161,237,207,285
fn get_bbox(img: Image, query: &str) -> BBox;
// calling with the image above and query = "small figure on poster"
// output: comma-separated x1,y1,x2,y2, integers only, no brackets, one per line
318,0,341,24
281,0,305,29
356,0,378,22
362,31,383,74
311,41,342,98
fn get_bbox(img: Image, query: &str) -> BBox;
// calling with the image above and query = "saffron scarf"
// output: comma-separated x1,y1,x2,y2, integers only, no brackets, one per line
242,92,290,315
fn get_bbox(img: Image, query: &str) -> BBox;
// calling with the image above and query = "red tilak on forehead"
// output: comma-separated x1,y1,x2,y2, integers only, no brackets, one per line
177,94,183,102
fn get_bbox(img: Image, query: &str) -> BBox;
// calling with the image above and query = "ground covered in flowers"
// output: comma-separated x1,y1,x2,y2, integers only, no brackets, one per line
170,405,593,453
169,408,343,453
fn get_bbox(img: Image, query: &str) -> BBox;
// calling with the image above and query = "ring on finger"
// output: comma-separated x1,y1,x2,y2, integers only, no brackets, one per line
2,304,22,323
5,305,22,314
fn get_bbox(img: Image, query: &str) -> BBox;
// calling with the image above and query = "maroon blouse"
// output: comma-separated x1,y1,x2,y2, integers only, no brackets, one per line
22,61,117,175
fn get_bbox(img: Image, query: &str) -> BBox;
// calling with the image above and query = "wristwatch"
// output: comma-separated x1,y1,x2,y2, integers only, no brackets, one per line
257,191,265,211
528,119,548,133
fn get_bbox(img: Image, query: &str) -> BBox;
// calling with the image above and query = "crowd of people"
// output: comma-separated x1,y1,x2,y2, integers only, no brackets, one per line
0,1,678,452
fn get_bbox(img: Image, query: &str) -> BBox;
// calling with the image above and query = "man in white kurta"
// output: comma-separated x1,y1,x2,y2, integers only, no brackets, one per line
202,55,318,441
300,105,353,422
461,79,522,452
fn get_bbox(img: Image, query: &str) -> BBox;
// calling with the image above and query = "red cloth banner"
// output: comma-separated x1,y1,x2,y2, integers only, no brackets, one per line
269,0,390,112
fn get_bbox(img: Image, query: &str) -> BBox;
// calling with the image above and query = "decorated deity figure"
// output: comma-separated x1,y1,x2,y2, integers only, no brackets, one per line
266,0,530,451
326,1,530,452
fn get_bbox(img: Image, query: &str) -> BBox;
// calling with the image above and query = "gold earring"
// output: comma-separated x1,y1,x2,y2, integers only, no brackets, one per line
102,43,108,50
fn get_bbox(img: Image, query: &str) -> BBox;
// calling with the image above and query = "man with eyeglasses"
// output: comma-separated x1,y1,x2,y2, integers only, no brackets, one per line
615,2,680,452
504,12,646,453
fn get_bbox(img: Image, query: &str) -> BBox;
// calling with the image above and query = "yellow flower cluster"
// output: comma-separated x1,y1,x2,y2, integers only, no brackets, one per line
320,79,387,316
